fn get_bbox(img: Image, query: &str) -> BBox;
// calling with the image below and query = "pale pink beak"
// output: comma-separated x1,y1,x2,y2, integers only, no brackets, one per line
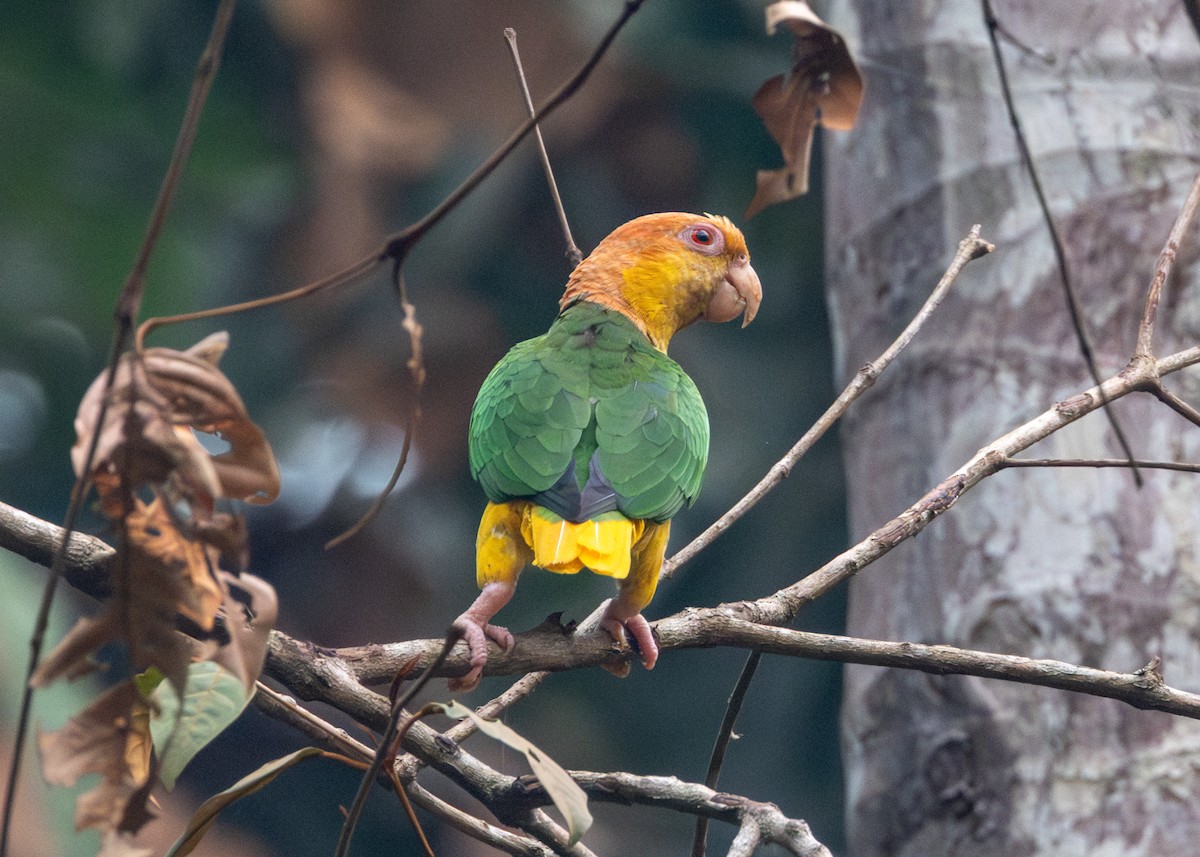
704,255,762,327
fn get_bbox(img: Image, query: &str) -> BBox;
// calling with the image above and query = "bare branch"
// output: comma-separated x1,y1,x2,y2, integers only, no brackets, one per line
999,457,1200,474
1147,380,1200,428
504,28,582,267
563,771,832,857
1136,169,1200,358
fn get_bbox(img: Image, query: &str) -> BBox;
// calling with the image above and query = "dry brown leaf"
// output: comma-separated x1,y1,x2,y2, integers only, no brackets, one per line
745,0,864,218
33,498,234,694
38,680,154,837
31,612,120,688
212,571,279,693
127,497,225,634
72,332,281,520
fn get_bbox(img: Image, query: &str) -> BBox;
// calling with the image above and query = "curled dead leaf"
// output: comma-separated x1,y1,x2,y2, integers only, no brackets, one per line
746,0,864,218
212,571,279,693
38,680,154,835
33,498,233,694
72,332,281,520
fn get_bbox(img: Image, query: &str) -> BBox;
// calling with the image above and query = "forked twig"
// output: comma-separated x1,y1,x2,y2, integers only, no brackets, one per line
135,1,644,353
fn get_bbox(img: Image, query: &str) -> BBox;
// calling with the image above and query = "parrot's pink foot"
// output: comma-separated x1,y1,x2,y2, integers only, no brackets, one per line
450,615,514,691
599,604,659,673
450,581,517,691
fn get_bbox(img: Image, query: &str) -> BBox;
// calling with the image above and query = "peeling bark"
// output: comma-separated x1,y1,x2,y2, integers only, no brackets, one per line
826,2,1200,855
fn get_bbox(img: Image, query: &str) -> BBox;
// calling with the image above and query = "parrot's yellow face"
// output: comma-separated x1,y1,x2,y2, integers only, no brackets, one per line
560,212,763,352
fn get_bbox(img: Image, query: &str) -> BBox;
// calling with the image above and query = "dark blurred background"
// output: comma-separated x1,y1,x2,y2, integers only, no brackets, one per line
0,1,845,854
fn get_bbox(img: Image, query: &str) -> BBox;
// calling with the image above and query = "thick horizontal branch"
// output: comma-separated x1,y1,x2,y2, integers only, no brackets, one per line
262,631,827,855
0,501,113,597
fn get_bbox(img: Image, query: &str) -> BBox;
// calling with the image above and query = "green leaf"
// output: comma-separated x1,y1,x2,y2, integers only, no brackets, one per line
165,747,324,857
437,701,592,846
151,660,251,789
133,666,166,698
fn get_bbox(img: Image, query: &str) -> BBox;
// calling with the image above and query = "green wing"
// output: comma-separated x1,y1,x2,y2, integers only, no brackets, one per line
468,302,709,523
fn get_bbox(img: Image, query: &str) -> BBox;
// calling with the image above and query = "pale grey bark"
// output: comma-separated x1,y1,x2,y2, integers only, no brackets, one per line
825,2,1200,855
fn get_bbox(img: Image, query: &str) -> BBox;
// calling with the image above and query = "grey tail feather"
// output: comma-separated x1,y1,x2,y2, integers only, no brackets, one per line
532,454,620,522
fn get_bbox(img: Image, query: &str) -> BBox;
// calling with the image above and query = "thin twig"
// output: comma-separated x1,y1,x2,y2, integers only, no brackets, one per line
691,650,763,857
504,28,582,267
326,266,426,548
1148,381,1200,428
1136,169,1200,358
135,253,380,353
982,0,1142,485
254,681,376,761
134,1,643,353
0,4,237,852
999,457,1200,474
334,630,460,857
395,671,551,782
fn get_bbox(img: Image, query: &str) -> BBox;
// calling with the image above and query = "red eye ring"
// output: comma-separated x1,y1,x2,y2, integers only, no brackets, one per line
680,223,724,256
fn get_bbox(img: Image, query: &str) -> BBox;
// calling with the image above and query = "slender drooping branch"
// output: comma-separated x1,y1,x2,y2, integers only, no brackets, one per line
134,0,644,352
0,4,238,853
982,0,1141,484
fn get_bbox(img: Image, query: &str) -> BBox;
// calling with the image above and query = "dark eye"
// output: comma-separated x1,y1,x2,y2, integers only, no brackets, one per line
680,224,724,255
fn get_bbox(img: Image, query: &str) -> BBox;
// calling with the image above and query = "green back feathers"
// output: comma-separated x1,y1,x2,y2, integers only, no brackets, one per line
468,301,708,523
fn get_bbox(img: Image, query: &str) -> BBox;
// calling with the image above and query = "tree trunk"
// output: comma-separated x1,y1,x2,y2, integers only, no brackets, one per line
825,3,1200,855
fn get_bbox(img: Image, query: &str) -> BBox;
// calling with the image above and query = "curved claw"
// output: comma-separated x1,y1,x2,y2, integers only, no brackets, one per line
450,617,514,692
450,580,516,691
599,610,659,675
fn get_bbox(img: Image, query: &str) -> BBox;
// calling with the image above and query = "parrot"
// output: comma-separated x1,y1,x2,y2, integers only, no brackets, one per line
452,212,762,690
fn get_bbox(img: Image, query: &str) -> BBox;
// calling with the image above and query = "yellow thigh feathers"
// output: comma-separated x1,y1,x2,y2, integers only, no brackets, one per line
475,501,668,613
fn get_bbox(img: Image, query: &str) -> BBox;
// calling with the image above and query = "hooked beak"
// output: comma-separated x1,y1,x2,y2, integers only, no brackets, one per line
703,255,763,327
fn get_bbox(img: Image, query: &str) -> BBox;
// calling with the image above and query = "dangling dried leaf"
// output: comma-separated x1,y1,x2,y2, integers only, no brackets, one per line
72,332,281,520
127,497,225,634
211,571,278,693
33,498,225,693
745,0,863,218
165,748,325,857
437,701,593,846
38,680,155,837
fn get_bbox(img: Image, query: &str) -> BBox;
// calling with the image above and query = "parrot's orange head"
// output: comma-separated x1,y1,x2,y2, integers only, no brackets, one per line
560,212,763,352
